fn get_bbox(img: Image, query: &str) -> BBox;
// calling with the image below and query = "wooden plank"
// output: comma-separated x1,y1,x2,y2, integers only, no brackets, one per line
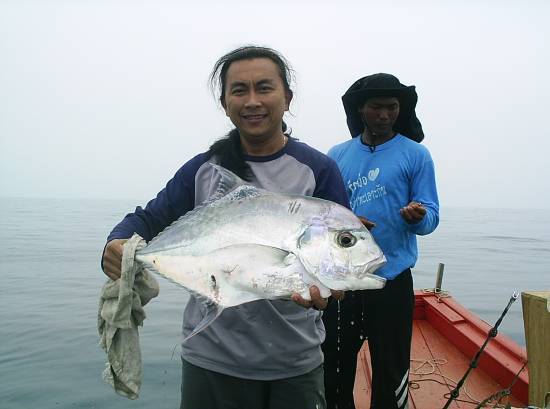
424,299,465,324
522,291,550,407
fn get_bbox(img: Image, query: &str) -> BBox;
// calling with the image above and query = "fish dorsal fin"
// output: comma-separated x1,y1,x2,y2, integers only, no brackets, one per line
139,164,256,254
209,163,248,201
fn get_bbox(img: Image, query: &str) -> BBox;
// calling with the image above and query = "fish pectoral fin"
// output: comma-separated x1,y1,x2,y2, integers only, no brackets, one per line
221,264,240,275
205,244,309,300
213,243,292,265
183,295,225,341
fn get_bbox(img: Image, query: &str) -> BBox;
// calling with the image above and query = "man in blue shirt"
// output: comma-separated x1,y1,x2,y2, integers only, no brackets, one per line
322,73,440,409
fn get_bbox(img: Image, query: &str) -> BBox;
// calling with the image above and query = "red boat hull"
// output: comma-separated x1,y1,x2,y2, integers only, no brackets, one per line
354,290,529,408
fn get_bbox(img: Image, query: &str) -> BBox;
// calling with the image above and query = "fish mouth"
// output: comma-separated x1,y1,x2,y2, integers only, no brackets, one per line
362,272,386,284
316,271,386,291
346,271,386,289
316,255,387,291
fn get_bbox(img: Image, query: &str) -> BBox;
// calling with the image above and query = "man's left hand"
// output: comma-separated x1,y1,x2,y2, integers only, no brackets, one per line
400,201,426,224
292,287,345,310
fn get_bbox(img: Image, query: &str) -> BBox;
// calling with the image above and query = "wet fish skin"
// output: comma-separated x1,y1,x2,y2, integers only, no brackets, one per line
138,243,311,307
134,165,386,336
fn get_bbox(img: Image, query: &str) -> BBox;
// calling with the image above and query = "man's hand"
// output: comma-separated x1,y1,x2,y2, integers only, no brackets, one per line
400,201,426,224
358,216,376,231
292,287,345,310
101,239,127,281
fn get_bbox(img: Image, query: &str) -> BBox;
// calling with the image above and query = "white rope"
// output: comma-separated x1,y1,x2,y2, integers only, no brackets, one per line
409,358,511,408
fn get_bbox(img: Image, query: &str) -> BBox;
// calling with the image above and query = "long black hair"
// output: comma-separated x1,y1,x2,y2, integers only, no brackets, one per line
206,45,294,181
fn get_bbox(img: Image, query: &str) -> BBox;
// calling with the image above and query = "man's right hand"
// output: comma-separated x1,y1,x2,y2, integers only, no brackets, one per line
102,239,127,281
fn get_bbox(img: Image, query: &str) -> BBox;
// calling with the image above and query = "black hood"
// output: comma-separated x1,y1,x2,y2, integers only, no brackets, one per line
342,73,424,142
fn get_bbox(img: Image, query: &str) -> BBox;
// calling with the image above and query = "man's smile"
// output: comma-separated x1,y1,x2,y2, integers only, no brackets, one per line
242,113,268,123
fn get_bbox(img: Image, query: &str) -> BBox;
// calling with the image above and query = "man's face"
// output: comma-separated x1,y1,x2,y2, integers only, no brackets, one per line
358,96,400,138
222,58,291,145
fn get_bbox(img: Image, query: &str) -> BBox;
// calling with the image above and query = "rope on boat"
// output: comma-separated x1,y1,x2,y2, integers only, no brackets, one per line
421,287,451,301
409,358,494,406
473,361,528,409
409,357,519,408
408,291,528,408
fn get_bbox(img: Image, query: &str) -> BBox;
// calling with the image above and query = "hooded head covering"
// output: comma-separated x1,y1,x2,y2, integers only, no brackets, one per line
342,73,424,142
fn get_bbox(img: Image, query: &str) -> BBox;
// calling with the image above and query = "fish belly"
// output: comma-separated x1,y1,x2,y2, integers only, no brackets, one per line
136,244,312,308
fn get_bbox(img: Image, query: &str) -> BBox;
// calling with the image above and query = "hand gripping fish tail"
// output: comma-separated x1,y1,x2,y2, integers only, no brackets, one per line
134,165,387,339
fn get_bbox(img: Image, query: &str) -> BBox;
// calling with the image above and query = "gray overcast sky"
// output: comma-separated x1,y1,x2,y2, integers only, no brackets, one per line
1,0,549,209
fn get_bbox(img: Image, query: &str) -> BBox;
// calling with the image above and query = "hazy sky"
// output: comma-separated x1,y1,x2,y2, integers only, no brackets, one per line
1,0,549,209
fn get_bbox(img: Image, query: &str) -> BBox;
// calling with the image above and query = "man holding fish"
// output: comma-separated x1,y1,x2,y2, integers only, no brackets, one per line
323,74,440,409
101,46,386,409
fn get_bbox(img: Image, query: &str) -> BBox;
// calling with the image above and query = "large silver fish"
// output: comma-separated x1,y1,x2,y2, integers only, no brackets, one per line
135,165,386,337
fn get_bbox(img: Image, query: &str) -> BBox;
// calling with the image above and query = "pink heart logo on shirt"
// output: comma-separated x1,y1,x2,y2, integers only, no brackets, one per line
368,168,379,181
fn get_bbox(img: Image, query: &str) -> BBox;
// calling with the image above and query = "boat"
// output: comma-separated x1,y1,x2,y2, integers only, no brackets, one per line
353,288,530,408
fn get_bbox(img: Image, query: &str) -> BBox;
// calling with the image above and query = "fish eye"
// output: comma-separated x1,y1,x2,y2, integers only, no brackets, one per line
337,231,357,248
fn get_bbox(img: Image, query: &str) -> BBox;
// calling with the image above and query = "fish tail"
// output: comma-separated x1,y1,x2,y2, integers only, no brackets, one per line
183,298,225,341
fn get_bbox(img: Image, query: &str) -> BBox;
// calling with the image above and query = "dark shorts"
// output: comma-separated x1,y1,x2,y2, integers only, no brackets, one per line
180,358,326,409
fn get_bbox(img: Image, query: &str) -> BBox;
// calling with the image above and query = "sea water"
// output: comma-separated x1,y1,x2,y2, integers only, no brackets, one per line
0,197,547,408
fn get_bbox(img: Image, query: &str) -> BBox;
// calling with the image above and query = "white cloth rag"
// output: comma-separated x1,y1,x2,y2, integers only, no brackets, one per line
98,234,159,399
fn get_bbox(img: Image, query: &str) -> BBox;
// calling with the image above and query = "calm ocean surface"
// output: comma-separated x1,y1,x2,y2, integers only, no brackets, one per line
0,197,548,409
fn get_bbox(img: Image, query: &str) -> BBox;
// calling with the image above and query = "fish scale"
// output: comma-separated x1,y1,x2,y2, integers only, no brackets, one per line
135,164,387,339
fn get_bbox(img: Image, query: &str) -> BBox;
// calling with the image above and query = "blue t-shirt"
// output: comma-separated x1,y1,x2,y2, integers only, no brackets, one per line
328,134,439,280
106,137,350,380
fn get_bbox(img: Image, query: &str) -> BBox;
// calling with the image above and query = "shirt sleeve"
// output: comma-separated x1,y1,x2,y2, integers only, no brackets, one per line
313,158,351,210
406,150,439,235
